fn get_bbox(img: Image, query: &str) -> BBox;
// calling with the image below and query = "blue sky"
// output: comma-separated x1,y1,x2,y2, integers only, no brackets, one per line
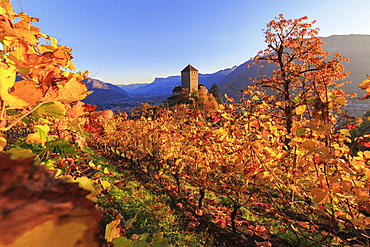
12,0,370,84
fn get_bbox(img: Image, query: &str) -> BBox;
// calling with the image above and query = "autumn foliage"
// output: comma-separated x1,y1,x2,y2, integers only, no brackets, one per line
2,0,370,245
0,1,105,246
92,15,370,246
0,0,96,151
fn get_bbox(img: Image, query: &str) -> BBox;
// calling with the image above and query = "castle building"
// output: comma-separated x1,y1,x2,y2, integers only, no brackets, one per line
181,64,198,92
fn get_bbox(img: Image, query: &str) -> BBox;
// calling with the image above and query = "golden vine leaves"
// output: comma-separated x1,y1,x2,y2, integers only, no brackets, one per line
0,63,28,108
0,1,90,111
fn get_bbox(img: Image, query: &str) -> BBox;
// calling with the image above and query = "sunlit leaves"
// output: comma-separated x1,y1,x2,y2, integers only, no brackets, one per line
252,14,351,140
10,79,43,106
105,219,121,242
0,62,28,108
32,102,66,119
295,104,306,115
0,1,93,153
0,134,6,151
81,14,370,245
339,128,351,137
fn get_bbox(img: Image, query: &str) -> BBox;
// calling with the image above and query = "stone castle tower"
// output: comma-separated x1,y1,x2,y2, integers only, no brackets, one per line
181,64,198,92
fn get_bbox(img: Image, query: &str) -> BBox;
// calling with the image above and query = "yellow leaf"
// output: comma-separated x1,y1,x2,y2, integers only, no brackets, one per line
0,154,101,247
101,180,111,190
4,216,99,247
0,0,14,16
334,96,346,105
300,140,317,150
295,104,306,115
66,102,87,118
26,132,43,145
341,180,352,191
340,129,351,137
0,135,6,151
289,184,298,193
105,219,121,242
74,177,100,202
0,62,28,108
17,29,39,45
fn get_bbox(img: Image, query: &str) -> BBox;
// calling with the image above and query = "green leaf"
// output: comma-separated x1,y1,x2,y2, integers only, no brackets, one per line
139,233,149,241
32,101,66,119
112,237,134,247
293,96,301,104
296,126,305,137
44,138,79,156
5,147,36,159
306,97,316,105
34,124,50,144
124,214,137,230
112,236,148,247
151,232,172,247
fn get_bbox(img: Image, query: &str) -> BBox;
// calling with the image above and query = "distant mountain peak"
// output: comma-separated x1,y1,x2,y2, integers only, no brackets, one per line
82,77,129,104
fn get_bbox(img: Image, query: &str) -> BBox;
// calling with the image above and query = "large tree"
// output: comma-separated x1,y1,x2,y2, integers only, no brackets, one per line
252,14,351,145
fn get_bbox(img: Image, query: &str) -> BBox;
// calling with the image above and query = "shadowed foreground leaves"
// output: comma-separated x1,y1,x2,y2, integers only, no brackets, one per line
0,154,102,247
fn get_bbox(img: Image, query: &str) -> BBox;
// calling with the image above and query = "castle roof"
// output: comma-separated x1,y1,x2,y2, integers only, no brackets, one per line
181,64,198,73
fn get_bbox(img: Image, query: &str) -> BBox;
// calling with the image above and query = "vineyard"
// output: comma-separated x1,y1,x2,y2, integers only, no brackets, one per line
1,1,370,247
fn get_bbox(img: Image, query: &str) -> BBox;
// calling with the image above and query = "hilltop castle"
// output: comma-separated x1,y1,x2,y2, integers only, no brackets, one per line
168,64,219,107
172,64,199,96
181,64,198,92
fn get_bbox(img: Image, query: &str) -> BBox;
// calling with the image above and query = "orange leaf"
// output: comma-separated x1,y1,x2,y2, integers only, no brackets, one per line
311,187,330,204
43,76,91,103
364,217,370,226
66,101,88,118
195,208,203,216
358,79,370,91
10,79,43,106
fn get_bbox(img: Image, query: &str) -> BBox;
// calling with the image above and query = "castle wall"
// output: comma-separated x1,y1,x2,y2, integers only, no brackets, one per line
181,66,198,92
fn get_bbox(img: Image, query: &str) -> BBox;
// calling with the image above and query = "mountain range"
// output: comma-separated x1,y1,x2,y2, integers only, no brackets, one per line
126,67,236,95
117,83,149,93
83,35,370,103
82,78,129,104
